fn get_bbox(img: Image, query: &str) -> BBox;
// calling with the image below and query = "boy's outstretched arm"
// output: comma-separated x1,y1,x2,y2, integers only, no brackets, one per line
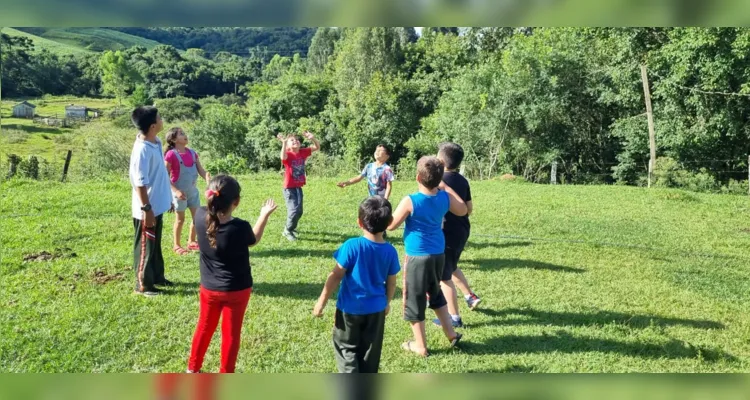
277,133,288,161
313,264,346,317
385,274,397,315
439,182,468,216
337,174,364,188
387,196,413,231
304,131,321,152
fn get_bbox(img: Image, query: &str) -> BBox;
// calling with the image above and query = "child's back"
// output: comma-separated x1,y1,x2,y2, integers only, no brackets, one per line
404,190,450,256
335,237,399,315
314,196,400,373
441,171,471,236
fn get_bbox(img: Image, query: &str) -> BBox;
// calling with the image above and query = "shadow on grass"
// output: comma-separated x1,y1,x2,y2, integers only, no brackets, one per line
3,123,63,134
454,331,736,362
254,248,335,259
465,241,533,250
465,258,585,273
466,364,537,373
253,282,322,300
162,281,324,300
473,308,726,330
296,229,405,246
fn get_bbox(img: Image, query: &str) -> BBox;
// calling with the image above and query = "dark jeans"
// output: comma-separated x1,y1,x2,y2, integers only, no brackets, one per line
283,187,304,232
132,214,165,292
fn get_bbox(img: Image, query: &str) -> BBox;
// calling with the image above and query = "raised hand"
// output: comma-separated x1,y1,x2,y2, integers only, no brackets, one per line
303,130,314,140
260,199,278,217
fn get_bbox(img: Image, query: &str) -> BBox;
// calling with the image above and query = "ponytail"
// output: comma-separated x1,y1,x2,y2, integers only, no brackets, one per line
203,175,241,248
206,196,221,248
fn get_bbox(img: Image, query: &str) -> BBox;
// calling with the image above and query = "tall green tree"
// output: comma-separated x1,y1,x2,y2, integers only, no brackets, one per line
99,50,140,108
307,27,341,73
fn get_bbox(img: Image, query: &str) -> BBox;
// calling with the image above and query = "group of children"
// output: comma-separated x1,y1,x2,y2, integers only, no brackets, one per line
128,105,481,374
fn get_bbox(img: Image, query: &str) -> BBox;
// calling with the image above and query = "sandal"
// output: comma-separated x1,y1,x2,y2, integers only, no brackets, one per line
401,341,430,358
173,245,189,256
449,332,463,348
187,241,200,251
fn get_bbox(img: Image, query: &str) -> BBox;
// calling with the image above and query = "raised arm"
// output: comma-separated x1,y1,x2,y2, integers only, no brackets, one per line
277,133,288,161
337,174,365,188
250,199,278,246
387,196,413,231
304,131,320,152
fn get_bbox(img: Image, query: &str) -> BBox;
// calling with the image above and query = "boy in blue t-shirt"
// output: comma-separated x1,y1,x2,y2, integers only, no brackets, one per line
313,196,400,373
388,156,468,357
338,144,395,200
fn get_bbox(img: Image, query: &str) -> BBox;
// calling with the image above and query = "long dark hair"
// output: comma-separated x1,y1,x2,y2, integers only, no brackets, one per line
164,127,182,156
205,174,241,248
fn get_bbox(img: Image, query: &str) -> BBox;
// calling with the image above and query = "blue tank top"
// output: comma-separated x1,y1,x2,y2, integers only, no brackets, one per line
404,190,450,256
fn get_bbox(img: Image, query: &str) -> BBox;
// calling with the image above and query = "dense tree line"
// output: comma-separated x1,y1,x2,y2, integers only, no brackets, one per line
4,28,750,190
110,28,315,56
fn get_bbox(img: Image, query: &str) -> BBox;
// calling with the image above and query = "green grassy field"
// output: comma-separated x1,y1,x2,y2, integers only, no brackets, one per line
2,97,120,161
0,28,93,56
2,27,163,54
1,174,748,372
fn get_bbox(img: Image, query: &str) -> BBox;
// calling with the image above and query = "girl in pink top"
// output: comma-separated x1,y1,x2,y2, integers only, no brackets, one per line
164,127,210,255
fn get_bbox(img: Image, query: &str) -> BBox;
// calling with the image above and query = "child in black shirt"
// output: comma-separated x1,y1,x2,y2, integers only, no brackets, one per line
187,174,278,373
433,143,482,329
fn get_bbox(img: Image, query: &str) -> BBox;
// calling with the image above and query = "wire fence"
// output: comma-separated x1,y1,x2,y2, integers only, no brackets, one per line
1,211,747,262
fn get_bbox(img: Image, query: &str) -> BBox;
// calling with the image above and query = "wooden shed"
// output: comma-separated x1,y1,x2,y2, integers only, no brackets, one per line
65,104,89,119
12,101,36,118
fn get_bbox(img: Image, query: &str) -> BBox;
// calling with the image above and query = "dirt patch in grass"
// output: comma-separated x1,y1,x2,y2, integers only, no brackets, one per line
92,270,124,285
22,247,77,262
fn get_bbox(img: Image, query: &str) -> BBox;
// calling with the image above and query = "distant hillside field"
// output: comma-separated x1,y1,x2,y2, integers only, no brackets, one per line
0,27,92,56
13,28,163,52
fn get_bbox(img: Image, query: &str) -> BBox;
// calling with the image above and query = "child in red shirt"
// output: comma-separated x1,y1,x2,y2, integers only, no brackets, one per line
276,131,320,241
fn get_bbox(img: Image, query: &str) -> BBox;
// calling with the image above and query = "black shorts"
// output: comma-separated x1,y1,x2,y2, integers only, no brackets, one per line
442,234,468,281
402,254,448,322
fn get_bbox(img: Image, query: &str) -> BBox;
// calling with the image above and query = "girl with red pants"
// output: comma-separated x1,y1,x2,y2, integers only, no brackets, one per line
188,174,277,373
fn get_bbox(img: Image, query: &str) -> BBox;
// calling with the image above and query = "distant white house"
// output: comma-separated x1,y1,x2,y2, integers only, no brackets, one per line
65,104,89,119
12,101,36,118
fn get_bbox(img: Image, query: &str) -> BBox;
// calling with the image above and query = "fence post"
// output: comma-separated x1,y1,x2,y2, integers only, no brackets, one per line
641,65,657,188
551,161,558,185
7,154,21,179
61,150,73,182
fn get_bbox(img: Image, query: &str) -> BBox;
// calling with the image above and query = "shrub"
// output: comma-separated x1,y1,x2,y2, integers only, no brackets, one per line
653,157,718,193
721,179,748,195
154,97,201,122
203,154,250,176
306,151,358,178
18,155,40,179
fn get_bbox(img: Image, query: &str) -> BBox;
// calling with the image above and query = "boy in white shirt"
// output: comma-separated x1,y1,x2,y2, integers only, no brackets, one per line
129,106,173,297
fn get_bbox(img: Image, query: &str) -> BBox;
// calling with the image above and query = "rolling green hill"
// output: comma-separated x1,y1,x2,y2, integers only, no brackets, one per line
13,28,163,52
0,27,92,56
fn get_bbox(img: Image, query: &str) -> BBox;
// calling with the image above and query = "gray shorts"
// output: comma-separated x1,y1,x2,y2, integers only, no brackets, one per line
402,254,447,322
173,187,200,212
